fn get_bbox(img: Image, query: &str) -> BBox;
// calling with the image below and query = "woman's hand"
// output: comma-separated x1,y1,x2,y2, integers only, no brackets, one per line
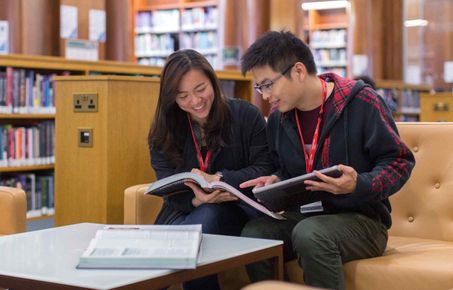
185,182,238,207
304,164,357,195
191,168,221,183
239,175,280,189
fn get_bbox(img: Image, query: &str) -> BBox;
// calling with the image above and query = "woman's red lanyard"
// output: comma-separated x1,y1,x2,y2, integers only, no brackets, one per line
295,78,327,173
188,115,212,172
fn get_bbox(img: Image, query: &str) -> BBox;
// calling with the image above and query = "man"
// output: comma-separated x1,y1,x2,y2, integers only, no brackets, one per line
239,31,415,290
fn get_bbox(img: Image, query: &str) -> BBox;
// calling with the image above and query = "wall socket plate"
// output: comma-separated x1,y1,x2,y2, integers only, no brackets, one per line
78,128,93,147
73,93,98,112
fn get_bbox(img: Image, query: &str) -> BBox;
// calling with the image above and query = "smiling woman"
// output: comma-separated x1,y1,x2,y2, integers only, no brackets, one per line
147,49,275,290
175,69,214,126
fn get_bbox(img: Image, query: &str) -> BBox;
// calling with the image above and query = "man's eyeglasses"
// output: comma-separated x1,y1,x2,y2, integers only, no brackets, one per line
254,64,294,95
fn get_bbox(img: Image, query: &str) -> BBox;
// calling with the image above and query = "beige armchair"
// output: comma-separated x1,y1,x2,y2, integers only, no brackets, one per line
0,186,27,236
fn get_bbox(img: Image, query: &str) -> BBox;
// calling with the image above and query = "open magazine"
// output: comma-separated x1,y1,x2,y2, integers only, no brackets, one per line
252,165,343,212
145,173,286,220
77,224,202,269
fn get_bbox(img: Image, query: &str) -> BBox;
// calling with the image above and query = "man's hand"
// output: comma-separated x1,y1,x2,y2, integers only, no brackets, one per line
304,164,357,195
185,182,238,207
239,175,281,189
191,168,221,183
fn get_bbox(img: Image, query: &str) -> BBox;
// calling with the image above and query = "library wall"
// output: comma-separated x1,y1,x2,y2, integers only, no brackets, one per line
270,0,305,40
21,0,60,56
407,0,453,90
106,0,133,61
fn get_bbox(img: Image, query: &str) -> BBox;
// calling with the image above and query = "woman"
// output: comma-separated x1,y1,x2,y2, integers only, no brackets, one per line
148,49,274,290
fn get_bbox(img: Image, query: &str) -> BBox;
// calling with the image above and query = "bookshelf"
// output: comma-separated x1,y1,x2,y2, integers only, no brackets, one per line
304,6,349,78
375,80,431,122
133,0,220,68
0,53,252,223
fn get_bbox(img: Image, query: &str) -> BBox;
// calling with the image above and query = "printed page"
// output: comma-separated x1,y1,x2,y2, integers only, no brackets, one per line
211,181,285,220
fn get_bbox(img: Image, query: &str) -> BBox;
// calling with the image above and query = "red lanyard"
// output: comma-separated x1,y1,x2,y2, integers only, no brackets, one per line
188,115,212,172
295,78,327,173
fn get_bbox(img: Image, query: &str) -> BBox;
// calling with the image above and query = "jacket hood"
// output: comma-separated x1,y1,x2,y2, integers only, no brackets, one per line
319,73,364,120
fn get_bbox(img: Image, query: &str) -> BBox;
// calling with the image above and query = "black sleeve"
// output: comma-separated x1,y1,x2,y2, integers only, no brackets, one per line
220,102,276,190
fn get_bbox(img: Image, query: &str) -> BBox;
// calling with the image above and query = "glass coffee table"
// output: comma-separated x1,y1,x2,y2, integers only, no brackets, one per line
0,223,283,290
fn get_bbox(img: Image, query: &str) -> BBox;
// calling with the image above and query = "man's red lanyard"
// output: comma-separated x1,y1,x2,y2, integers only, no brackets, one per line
188,115,212,172
295,78,327,173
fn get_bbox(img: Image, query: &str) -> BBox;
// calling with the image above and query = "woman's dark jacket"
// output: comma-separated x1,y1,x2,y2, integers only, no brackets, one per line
151,98,275,224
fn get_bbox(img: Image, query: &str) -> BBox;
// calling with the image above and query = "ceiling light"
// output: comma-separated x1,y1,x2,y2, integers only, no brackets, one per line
404,19,428,27
301,1,350,10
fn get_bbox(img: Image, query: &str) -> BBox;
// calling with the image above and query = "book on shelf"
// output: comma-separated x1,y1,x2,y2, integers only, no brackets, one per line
145,172,285,220
77,224,202,269
252,165,342,212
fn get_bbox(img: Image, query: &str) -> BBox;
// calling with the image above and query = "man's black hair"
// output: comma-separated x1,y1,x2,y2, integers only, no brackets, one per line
241,31,317,76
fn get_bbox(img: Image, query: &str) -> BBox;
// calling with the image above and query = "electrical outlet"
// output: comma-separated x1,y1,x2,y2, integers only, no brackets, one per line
73,93,98,112
78,128,93,147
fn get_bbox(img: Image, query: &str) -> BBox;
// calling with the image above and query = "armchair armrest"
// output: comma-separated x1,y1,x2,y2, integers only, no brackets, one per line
0,186,26,235
124,184,164,225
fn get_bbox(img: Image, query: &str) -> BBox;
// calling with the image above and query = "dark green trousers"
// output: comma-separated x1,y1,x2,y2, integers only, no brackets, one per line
241,212,388,290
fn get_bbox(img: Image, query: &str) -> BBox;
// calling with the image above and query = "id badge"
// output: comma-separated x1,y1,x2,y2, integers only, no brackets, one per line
300,201,324,213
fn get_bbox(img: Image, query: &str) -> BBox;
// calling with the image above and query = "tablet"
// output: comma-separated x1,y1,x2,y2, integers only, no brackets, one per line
252,165,343,212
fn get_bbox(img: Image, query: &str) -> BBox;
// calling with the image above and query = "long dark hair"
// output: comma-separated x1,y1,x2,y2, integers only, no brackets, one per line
148,49,231,166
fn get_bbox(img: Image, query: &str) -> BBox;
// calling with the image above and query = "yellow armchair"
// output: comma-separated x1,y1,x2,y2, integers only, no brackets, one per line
0,186,27,236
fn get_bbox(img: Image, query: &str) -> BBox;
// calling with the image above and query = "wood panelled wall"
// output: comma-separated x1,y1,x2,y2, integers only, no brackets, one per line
421,0,453,90
348,0,403,80
106,0,133,61
0,0,405,82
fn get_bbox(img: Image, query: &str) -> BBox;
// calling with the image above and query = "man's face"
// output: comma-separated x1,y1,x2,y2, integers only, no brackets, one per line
251,64,300,113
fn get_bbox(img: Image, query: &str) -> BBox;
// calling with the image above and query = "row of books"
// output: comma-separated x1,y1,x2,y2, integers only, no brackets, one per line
0,122,55,167
0,173,54,218
135,34,177,58
313,48,347,66
137,57,167,67
137,54,219,69
311,29,347,48
180,32,218,52
135,7,218,34
378,88,421,114
181,7,218,31
135,10,180,33
0,68,57,114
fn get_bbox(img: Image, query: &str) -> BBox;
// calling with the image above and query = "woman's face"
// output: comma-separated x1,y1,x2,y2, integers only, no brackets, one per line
175,69,215,125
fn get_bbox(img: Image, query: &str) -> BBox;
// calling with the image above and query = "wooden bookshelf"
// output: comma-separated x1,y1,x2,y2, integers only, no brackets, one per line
132,0,221,68
304,7,350,78
27,214,54,222
0,164,54,173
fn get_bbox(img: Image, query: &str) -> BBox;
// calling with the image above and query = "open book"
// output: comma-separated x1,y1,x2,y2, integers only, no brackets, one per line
145,173,285,220
252,165,343,212
77,224,202,269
